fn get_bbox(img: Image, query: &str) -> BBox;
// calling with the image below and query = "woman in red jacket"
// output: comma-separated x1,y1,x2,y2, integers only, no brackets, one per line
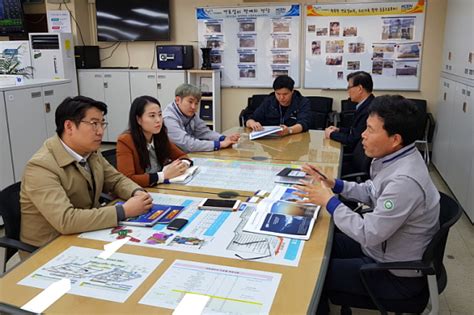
117,95,192,187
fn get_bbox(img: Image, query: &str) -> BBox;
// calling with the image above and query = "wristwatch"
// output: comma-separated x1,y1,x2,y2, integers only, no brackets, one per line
288,127,293,134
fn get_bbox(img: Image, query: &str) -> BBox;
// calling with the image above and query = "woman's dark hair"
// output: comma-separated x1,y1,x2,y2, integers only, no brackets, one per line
368,95,421,146
128,95,170,170
55,96,107,137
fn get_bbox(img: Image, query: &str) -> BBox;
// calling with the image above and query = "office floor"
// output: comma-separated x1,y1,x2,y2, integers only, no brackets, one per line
1,165,473,314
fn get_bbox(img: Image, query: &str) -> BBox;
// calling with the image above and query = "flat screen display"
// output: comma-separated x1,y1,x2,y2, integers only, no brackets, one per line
0,0,25,34
96,0,170,42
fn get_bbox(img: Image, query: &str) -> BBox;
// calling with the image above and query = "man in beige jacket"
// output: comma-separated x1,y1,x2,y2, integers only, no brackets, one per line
20,96,153,252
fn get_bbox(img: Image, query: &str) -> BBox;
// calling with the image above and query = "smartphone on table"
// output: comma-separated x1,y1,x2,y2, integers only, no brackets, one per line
197,198,241,211
167,218,189,231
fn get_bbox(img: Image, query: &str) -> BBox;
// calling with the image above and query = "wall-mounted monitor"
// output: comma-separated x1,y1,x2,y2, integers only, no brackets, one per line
96,0,170,42
0,0,25,35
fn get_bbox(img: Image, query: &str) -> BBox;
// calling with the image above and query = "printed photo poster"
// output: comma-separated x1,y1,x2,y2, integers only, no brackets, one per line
304,1,425,90
197,5,301,87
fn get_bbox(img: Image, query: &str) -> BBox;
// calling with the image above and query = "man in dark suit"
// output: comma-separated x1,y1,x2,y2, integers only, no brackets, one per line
325,71,374,153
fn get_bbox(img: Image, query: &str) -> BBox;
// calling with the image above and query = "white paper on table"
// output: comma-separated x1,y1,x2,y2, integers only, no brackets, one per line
140,259,281,314
18,246,162,303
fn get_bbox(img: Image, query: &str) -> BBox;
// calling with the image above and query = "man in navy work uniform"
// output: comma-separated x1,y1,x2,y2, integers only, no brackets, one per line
325,71,374,152
295,95,440,314
245,75,311,136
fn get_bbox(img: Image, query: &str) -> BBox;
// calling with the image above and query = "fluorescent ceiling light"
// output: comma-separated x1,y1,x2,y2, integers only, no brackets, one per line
96,11,121,20
97,26,138,39
123,20,149,26
150,25,168,31
132,8,168,19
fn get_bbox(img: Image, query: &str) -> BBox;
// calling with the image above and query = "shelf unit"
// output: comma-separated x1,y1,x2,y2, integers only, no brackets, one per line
187,70,221,132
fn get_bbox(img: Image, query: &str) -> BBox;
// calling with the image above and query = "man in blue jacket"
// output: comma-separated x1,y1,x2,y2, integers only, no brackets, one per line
325,71,374,152
245,75,311,136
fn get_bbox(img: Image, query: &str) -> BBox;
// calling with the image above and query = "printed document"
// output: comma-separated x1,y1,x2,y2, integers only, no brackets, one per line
18,246,162,303
140,259,281,314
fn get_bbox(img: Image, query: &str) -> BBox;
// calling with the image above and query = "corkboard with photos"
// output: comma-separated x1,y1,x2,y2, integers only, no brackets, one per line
196,4,301,88
304,1,426,90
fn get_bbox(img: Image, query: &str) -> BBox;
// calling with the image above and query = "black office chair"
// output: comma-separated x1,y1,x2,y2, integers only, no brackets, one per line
101,148,117,168
307,96,333,130
338,99,357,129
0,302,39,315
331,191,462,315
238,94,268,127
406,98,433,165
341,139,371,183
0,182,37,272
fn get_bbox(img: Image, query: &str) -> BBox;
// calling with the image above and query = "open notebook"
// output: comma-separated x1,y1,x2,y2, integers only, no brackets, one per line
169,166,199,184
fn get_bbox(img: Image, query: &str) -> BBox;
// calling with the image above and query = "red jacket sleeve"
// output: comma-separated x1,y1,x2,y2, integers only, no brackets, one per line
116,134,151,187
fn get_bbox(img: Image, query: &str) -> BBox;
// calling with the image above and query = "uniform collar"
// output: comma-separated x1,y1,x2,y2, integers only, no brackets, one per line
380,143,416,164
172,101,195,123
370,143,416,176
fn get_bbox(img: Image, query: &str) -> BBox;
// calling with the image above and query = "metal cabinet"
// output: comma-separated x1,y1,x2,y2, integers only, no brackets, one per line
441,0,474,80
434,0,474,222
78,70,131,141
3,81,72,181
0,94,14,189
129,70,186,110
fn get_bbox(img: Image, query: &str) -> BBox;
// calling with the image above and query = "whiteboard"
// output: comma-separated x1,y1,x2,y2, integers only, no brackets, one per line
196,4,301,88
304,1,426,90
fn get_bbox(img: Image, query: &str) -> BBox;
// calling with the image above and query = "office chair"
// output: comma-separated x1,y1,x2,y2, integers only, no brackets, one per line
101,148,117,168
238,94,268,127
338,99,357,129
331,191,462,315
0,302,39,315
0,182,38,272
341,139,371,183
307,96,333,130
407,98,432,165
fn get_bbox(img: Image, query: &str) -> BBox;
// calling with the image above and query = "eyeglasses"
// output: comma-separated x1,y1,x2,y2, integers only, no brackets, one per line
347,84,358,90
80,120,109,130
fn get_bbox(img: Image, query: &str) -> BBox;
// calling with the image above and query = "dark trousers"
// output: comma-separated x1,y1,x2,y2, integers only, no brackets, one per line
317,233,426,314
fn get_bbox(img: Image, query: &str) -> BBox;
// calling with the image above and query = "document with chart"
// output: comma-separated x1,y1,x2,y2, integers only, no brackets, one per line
18,246,162,303
79,193,305,267
139,260,281,314
187,157,301,192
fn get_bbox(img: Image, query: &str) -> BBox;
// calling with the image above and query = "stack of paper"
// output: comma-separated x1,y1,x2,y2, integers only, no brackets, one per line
249,126,283,140
243,198,320,240
274,167,310,184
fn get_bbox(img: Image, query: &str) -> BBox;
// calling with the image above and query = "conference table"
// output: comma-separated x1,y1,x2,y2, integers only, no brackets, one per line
0,129,341,314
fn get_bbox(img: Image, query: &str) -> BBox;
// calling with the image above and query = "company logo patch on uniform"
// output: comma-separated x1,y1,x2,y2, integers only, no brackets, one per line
383,200,394,210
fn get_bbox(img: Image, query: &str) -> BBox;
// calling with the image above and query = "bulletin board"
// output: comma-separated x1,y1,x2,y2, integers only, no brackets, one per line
196,4,301,88
304,1,426,90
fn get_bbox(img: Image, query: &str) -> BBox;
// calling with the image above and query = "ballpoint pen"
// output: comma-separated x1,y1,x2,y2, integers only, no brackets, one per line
308,165,328,180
